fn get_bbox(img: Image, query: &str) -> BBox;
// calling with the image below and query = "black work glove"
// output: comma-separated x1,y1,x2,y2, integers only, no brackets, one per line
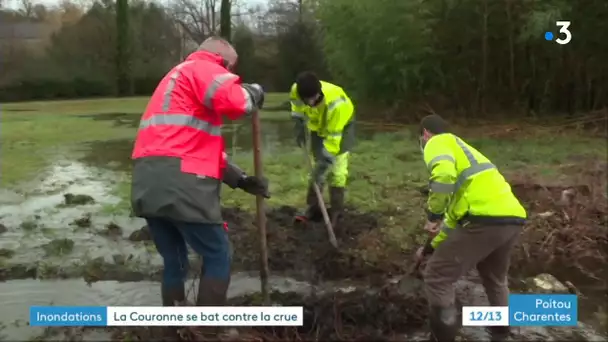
422,239,435,256
237,175,270,198
242,83,265,110
294,120,306,147
319,147,336,165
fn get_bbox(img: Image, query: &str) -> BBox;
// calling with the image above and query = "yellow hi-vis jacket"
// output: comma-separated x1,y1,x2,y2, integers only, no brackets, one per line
423,133,527,248
289,81,355,155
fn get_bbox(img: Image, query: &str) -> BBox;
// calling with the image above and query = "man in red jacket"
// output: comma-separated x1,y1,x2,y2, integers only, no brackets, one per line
130,37,269,332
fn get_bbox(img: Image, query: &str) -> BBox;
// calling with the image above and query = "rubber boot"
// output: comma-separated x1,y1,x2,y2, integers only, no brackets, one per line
160,285,186,341
429,305,459,342
294,183,322,223
488,326,511,341
194,276,231,340
329,187,345,226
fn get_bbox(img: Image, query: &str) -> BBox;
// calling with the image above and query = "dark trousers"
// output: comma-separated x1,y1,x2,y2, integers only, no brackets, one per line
146,217,231,288
423,223,522,307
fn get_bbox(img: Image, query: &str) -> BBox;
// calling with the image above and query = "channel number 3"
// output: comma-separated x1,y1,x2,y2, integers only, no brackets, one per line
555,21,572,45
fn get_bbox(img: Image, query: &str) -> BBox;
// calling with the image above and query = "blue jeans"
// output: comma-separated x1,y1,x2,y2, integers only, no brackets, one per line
145,218,231,288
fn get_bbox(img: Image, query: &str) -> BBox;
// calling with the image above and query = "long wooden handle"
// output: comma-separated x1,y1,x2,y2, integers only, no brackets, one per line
302,146,339,248
251,111,270,304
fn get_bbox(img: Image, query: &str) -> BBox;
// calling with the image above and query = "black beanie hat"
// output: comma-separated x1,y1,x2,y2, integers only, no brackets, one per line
420,114,450,135
296,71,322,99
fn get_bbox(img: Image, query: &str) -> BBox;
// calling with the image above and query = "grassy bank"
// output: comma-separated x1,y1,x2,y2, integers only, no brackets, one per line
0,94,289,187
97,122,606,261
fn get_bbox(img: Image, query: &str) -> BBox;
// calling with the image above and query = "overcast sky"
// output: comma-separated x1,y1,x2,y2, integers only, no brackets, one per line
3,0,267,10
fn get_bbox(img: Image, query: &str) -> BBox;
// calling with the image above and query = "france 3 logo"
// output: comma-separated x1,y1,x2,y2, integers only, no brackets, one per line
544,21,572,45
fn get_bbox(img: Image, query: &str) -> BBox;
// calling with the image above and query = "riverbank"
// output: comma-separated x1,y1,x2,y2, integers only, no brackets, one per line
0,97,606,340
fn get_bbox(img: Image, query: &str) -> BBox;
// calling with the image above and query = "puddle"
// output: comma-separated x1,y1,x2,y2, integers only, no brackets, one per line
77,113,382,171
0,161,156,273
0,273,312,341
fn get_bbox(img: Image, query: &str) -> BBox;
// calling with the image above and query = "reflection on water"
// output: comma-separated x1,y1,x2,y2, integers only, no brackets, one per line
0,274,312,341
78,113,382,171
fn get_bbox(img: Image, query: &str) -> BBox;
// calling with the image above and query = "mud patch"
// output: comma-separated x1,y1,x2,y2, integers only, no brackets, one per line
510,171,607,281
63,193,96,206
0,248,15,258
224,206,399,282
101,222,124,238
106,278,607,342
509,161,608,334
128,225,151,241
42,238,75,256
111,286,428,342
70,213,92,228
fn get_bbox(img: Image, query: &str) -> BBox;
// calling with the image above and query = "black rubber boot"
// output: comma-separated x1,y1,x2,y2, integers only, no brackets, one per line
160,285,186,341
161,285,186,306
294,183,322,223
195,276,231,340
488,326,511,341
429,305,459,342
329,187,345,225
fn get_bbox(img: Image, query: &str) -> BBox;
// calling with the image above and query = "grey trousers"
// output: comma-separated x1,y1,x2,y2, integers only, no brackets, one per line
423,223,522,307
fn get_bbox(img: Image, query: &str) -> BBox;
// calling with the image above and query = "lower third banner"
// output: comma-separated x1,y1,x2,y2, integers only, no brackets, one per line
30,306,304,326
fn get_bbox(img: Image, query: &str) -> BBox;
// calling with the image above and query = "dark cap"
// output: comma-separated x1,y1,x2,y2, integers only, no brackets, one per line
296,71,322,99
420,114,449,134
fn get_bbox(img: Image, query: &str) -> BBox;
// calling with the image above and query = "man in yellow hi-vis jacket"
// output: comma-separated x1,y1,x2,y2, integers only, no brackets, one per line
415,115,527,342
290,72,355,224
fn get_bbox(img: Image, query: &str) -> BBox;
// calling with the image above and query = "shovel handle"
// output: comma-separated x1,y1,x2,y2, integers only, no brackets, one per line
302,146,338,248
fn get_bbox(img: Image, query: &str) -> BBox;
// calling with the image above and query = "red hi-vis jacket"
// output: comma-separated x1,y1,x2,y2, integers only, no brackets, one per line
132,50,254,179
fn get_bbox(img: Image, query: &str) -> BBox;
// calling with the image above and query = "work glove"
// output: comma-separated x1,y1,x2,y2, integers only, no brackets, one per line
242,83,265,110
312,151,334,186
319,147,336,166
237,175,270,198
294,119,306,147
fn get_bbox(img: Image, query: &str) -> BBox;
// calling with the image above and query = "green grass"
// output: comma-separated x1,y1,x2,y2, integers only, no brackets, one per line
2,95,606,258
104,124,607,256
1,94,290,187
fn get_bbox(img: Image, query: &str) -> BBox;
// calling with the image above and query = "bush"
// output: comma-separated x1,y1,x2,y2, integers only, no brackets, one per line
0,76,162,102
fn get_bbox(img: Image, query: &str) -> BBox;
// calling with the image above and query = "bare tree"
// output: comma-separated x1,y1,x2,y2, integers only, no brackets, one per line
18,0,35,17
172,0,219,43
172,0,260,43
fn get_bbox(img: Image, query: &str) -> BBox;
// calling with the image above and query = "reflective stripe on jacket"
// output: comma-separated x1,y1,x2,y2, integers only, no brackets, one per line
132,50,254,179
423,133,527,248
289,81,355,155
130,51,252,223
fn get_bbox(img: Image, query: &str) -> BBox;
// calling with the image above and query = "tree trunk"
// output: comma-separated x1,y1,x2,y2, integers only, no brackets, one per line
504,0,516,100
478,0,489,115
116,0,132,96
220,0,231,42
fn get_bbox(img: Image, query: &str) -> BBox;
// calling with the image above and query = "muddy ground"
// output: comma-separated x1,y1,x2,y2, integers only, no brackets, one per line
0,158,606,341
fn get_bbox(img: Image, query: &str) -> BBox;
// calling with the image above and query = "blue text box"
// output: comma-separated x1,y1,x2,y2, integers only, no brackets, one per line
509,294,577,326
29,306,107,326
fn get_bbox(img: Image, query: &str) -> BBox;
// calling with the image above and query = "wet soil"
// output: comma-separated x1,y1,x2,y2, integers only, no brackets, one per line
104,278,607,342
508,161,608,334
224,206,402,282
111,287,428,342
109,206,397,283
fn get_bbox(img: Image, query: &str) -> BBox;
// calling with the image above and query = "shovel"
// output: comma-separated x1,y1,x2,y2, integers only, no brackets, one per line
388,236,433,294
251,110,270,304
300,145,339,249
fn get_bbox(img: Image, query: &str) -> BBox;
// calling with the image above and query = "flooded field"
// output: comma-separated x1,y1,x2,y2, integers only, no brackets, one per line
1,105,607,341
